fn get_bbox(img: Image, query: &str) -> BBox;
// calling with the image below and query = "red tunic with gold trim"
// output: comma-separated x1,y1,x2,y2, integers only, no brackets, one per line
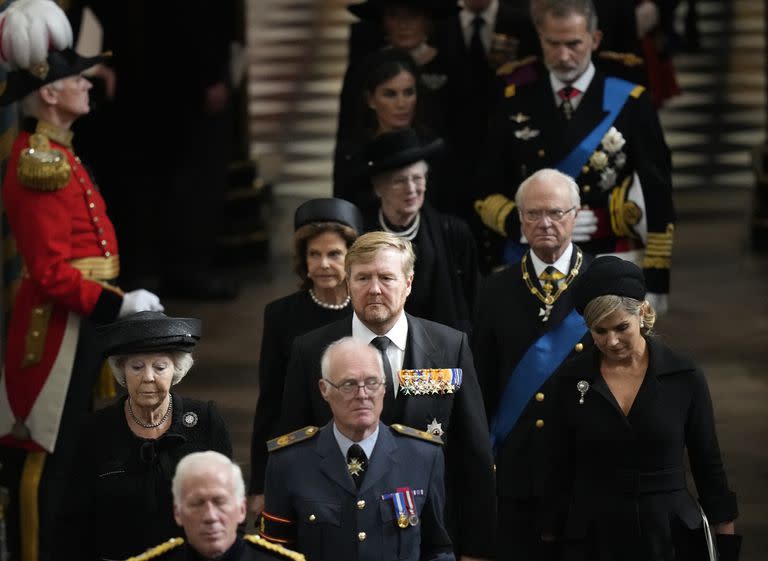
0,120,123,453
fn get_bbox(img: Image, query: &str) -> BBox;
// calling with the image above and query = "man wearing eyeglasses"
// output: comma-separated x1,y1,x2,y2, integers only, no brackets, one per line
261,337,455,561
472,168,594,561
474,0,674,314
276,231,496,561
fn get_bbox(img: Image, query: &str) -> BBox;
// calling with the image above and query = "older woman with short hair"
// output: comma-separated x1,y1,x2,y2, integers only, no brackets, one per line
543,256,740,561
55,311,232,561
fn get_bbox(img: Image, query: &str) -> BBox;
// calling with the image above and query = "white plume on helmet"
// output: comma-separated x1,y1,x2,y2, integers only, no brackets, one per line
0,0,73,69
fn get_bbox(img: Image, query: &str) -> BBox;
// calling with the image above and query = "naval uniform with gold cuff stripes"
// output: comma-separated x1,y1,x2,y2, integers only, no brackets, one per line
0,118,125,561
260,423,454,561
476,60,675,294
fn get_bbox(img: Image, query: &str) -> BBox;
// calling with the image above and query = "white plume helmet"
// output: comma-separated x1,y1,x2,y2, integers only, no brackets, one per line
0,0,73,69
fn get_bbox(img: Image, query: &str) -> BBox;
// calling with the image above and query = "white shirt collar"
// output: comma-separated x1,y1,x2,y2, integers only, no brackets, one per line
352,311,408,352
549,62,595,110
333,422,379,460
529,243,574,279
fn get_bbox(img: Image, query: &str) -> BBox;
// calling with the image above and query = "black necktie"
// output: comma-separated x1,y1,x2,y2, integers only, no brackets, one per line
370,336,395,410
470,16,486,70
346,444,368,488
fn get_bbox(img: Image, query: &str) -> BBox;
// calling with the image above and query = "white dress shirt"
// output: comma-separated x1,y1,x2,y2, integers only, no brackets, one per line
549,62,596,111
529,243,574,285
352,311,408,397
459,0,499,52
333,422,379,460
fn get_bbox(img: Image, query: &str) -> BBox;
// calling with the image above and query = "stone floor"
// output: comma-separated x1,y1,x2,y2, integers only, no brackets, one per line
170,0,768,558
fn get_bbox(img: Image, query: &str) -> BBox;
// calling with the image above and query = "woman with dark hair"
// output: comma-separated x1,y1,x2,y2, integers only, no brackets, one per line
247,198,364,518
543,256,740,561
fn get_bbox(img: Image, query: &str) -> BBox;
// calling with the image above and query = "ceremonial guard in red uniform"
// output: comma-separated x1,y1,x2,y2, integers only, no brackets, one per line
0,7,163,558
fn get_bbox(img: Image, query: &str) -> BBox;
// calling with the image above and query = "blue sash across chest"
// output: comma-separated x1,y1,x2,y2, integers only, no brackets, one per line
489,308,587,452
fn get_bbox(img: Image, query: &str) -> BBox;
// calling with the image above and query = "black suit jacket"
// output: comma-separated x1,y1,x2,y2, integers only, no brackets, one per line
279,313,496,557
473,248,593,503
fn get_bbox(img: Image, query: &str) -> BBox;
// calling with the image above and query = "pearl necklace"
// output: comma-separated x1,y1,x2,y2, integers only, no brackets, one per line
128,394,173,429
309,289,351,310
378,209,420,241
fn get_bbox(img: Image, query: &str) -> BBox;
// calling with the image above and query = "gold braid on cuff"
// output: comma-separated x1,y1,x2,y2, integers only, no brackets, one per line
474,194,516,237
643,223,674,269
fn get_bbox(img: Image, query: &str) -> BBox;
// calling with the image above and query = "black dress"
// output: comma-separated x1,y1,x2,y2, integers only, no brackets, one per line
248,290,352,494
545,338,738,561
55,393,232,561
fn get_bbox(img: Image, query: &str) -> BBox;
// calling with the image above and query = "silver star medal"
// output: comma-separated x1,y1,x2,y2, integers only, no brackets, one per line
426,419,444,437
539,305,553,322
509,112,530,123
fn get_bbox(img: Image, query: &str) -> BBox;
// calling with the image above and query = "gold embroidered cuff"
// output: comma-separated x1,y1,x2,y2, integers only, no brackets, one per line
609,177,643,239
643,224,674,269
475,194,516,237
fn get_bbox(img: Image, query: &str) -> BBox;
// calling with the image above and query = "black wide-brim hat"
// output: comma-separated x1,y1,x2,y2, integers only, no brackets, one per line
99,311,202,356
363,128,444,176
574,256,647,314
0,48,108,106
348,0,459,20
294,198,365,233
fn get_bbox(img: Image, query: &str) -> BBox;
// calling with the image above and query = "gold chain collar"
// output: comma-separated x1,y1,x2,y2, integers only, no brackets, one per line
522,248,583,306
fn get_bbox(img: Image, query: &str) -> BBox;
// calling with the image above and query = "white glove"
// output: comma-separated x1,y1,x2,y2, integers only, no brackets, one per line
645,292,668,315
635,1,660,37
573,208,599,242
0,0,73,68
119,289,164,317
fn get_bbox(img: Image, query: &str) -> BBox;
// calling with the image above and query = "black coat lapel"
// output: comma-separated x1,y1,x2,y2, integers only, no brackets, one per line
358,424,397,495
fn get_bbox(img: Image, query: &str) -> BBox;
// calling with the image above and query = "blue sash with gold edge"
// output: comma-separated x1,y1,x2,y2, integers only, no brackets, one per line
555,77,636,178
489,309,587,452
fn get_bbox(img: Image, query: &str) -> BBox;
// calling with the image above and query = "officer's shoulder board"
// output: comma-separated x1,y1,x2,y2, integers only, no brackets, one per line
598,50,644,68
267,426,319,452
496,56,539,98
126,537,184,561
17,133,71,191
391,423,443,445
244,534,306,560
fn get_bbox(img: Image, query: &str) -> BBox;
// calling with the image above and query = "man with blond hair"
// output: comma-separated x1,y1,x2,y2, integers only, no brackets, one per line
275,232,496,561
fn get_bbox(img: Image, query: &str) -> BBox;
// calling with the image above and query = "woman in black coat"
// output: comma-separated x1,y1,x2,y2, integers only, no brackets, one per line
361,128,479,334
247,198,363,516
55,312,232,561
543,256,740,561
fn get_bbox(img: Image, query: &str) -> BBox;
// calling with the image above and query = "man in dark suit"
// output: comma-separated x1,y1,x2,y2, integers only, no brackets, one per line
278,231,495,561
474,0,674,312
472,169,593,561
262,337,454,561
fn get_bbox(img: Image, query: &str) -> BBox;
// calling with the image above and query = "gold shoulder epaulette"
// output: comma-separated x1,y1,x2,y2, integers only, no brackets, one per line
267,426,319,452
496,55,538,77
598,50,644,67
244,534,306,560
126,537,184,561
391,423,443,445
629,85,646,98
17,133,71,191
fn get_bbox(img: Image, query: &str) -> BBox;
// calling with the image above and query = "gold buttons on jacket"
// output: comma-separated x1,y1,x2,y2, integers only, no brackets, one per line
575,343,584,352
537,149,545,157
583,185,591,193
535,419,544,429
582,165,590,174
535,392,545,402
308,514,316,522
356,500,366,510
358,532,367,542
88,202,95,209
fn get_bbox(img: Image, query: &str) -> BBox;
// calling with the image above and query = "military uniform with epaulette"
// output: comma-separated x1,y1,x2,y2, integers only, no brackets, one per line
260,423,455,561
126,535,306,561
475,57,675,296
0,116,126,560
